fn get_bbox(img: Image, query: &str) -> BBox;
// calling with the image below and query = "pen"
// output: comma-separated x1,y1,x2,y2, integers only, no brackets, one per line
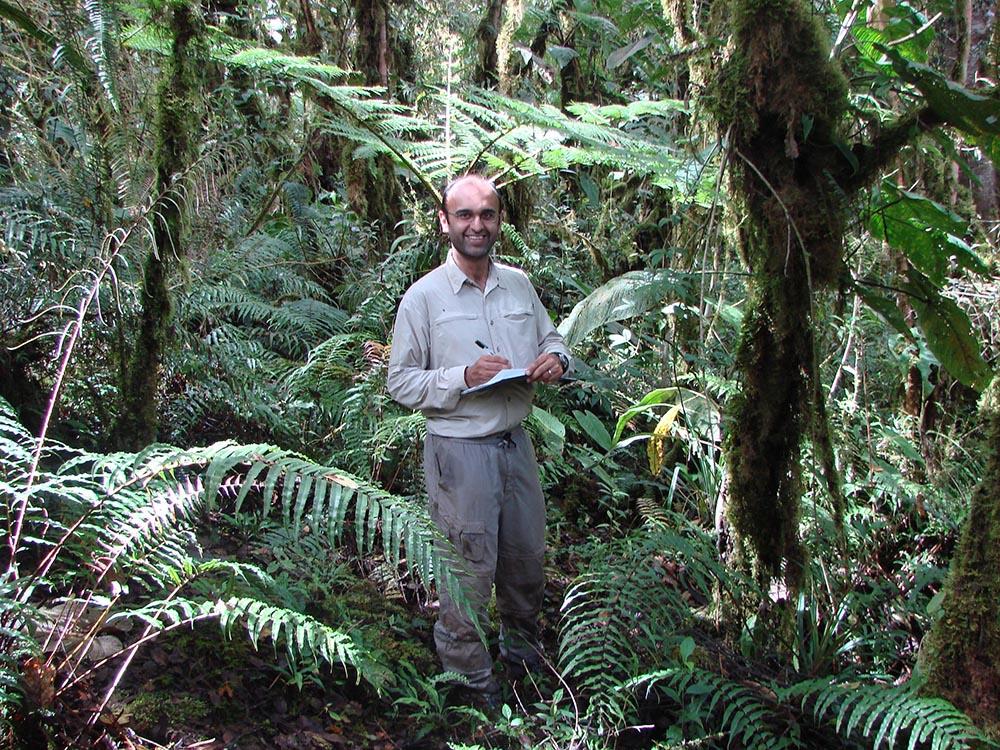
475,339,494,354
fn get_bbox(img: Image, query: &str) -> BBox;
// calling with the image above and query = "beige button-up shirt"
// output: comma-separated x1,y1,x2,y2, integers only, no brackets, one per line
387,251,571,438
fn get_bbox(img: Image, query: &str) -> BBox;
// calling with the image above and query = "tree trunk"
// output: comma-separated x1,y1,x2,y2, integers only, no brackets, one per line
346,0,402,256
112,2,204,450
919,376,1000,736
474,0,504,88
708,0,855,587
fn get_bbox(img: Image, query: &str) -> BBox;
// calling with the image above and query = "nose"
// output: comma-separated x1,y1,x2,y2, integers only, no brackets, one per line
470,214,484,230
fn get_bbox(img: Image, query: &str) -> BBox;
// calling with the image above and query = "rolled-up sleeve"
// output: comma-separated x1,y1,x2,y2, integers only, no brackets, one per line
387,289,467,412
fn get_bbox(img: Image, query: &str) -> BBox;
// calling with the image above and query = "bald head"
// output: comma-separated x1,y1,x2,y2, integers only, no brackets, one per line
440,175,502,215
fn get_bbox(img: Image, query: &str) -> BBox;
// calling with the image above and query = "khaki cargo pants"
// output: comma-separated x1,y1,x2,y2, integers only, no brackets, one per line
423,426,546,691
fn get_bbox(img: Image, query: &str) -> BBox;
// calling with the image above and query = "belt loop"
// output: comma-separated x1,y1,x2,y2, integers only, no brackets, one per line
497,431,515,449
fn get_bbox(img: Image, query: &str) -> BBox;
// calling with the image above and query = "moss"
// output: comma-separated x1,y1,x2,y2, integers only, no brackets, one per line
708,0,855,588
724,280,808,584
113,1,206,449
707,0,851,287
320,579,437,676
126,690,209,731
918,376,1000,736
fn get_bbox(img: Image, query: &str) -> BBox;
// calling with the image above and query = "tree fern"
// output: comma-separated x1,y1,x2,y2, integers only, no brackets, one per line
119,12,715,203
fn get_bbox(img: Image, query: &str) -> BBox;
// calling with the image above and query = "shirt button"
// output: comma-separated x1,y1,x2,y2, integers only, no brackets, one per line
490,320,494,325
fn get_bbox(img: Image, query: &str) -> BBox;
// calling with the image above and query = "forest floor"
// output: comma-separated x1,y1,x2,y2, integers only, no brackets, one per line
50,511,610,750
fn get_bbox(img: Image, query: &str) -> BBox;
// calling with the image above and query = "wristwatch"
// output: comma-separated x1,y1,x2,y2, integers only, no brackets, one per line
554,352,570,373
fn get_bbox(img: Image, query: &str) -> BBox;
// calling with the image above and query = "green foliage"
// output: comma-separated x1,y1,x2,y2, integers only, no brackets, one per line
557,269,701,348
0,394,470,721
0,0,90,75
632,667,792,748
902,268,994,393
868,182,988,285
2,0,998,746
557,510,744,736
779,678,991,749
885,47,1000,151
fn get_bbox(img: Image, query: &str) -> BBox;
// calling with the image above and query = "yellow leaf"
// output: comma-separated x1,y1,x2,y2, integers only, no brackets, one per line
647,403,682,475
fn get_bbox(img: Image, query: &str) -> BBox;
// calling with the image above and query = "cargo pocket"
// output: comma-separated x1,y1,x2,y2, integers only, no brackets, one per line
459,522,486,563
432,446,450,492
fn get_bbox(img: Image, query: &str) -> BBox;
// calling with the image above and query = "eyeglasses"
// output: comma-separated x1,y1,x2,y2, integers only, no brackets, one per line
446,209,500,224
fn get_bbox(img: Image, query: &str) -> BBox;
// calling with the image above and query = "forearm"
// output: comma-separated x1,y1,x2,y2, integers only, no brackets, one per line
386,364,467,412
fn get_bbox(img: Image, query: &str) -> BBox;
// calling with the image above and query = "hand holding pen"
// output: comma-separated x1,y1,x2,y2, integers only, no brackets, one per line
464,339,510,388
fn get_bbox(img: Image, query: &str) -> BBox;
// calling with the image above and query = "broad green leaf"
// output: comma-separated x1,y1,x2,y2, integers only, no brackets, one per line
679,636,696,667
613,387,722,448
578,172,600,206
530,406,566,456
612,388,680,445
869,182,987,283
573,410,613,451
851,9,933,71
904,268,993,392
557,270,695,347
854,282,914,341
547,45,579,70
886,48,1000,139
974,133,1000,167
606,35,654,69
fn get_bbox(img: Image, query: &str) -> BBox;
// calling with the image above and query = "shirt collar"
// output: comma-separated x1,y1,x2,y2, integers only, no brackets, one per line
444,249,504,295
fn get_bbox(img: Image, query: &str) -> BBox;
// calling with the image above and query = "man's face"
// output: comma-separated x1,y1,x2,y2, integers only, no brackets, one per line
438,177,501,260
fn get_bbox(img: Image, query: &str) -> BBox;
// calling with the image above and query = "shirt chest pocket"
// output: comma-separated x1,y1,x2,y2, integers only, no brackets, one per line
497,308,538,365
434,311,479,327
431,312,480,364
500,308,533,327
497,307,536,346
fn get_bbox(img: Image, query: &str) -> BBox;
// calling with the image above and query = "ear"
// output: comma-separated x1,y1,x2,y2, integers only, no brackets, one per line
438,209,449,232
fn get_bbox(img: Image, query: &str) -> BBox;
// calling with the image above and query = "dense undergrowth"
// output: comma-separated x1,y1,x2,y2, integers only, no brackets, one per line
3,0,1000,747
2,178,996,747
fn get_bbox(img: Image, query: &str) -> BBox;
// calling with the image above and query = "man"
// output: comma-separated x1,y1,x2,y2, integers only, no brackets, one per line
386,174,571,703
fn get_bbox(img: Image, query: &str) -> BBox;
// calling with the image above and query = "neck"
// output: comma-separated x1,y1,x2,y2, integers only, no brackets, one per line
451,248,491,290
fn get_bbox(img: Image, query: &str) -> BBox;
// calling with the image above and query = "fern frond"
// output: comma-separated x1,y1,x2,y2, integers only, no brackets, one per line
630,668,790,749
778,678,990,750
81,0,119,110
558,516,738,734
113,593,390,689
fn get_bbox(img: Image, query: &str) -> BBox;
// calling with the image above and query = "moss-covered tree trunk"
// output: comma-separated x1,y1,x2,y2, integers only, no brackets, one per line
919,376,1000,734
112,1,204,450
708,0,978,602
708,0,852,587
